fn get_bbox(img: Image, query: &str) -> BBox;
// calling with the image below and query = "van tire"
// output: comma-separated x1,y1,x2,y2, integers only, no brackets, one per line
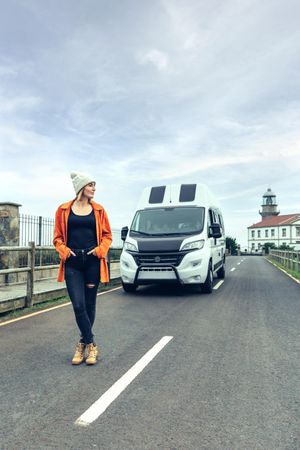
217,258,225,279
122,281,137,293
201,262,213,294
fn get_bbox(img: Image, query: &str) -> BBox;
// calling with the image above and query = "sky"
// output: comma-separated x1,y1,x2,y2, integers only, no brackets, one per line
1,0,300,249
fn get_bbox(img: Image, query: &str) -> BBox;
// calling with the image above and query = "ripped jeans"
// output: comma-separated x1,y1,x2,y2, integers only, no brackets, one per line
65,248,100,344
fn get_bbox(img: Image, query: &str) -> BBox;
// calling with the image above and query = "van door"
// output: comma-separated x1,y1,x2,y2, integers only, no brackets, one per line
208,209,218,271
217,212,225,262
208,209,223,272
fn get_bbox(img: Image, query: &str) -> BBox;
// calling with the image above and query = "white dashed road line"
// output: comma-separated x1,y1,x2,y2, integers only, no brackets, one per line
230,267,236,272
213,280,224,290
75,336,174,427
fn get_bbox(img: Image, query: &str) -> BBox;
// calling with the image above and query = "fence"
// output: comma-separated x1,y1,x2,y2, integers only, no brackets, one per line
0,243,120,309
269,250,300,273
19,213,123,248
19,215,54,246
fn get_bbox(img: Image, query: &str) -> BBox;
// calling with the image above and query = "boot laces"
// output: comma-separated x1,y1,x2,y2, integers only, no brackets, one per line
76,343,85,354
87,344,97,357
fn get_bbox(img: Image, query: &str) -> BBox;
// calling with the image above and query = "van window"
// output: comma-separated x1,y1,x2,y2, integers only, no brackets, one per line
217,213,224,231
131,207,205,236
179,184,196,202
149,186,166,204
208,209,214,225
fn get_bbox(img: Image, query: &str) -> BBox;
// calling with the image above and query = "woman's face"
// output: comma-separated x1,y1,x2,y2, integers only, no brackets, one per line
83,182,96,199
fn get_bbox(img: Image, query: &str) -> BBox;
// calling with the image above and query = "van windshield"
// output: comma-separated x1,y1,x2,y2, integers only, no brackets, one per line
130,207,205,236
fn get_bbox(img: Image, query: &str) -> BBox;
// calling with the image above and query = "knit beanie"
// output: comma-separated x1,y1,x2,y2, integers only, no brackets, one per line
70,172,95,194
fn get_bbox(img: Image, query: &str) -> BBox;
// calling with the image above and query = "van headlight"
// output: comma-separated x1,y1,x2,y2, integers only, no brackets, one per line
125,242,138,252
181,240,205,251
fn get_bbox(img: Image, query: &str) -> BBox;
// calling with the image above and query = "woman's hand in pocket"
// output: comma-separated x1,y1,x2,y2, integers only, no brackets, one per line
87,248,97,257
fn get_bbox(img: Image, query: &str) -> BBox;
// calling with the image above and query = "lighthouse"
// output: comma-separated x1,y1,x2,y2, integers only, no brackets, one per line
259,188,280,219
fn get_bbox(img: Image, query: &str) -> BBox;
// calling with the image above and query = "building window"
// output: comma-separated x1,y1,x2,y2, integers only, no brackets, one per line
265,230,268,238
251,230,255,238
296,227,300,237
252,243,255,249
282,228,286,237
258,230,261,238
271,229,275,237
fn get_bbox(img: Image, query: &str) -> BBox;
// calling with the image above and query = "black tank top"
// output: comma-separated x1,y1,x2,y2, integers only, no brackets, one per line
67,209,97,249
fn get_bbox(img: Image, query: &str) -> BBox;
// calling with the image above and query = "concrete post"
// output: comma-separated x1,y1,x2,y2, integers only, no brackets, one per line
0,202,22,284
26,241,35,307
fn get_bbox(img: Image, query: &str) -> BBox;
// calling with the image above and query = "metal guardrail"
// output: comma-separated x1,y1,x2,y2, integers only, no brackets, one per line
0,243,119,308
269,250,300,273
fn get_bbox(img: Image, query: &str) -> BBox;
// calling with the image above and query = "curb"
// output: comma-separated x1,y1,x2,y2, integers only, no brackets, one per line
265,257,300,285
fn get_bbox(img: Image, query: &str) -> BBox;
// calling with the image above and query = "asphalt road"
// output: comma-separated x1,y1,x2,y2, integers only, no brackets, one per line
0,256,299,450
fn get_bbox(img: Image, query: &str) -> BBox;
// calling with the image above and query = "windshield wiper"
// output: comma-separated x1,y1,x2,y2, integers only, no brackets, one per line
130,230,152,236
177,231,200,235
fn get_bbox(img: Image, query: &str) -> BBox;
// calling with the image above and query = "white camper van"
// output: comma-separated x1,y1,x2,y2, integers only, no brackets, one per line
120,183,225,293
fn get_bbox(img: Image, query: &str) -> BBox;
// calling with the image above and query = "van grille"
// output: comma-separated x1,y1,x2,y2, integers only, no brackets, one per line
132,252,186,267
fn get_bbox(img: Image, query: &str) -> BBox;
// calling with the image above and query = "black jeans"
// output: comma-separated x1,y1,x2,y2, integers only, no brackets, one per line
65,248,100,344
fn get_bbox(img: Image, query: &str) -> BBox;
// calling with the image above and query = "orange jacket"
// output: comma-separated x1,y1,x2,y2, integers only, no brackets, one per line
53,200,112,283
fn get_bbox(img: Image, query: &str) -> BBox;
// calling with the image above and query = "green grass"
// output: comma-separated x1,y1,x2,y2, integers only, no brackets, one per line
267,256,300,281
0,296,69,323
0,279,121,324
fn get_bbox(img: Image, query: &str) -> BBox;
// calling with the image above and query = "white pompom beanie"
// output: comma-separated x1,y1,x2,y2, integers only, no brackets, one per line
70,172,95,195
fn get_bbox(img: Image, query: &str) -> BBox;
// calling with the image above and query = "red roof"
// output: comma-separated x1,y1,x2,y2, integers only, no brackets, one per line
248,214,300,228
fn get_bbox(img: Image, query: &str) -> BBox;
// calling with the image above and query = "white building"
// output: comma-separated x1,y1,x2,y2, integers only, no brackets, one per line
248,189,300,251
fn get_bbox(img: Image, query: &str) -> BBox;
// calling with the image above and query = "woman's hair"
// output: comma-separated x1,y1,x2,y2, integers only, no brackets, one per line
76,189,84,201
76,186,92,203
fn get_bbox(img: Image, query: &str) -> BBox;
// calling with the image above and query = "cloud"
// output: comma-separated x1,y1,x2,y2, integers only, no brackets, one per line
0,94,41,113
0,0,300,249
137,49,169,71
0,64,18,77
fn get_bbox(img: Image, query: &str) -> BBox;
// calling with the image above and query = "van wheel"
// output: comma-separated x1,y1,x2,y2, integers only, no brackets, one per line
122,281,137,293
217,258,225,279
201,262,213,294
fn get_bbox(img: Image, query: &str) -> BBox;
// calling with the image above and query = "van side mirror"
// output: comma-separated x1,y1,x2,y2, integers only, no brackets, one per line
209,223,222,239
121,226,129,241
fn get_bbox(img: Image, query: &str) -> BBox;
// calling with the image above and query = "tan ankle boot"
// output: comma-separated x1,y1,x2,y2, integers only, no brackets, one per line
72,342,86,365
86,343,99,365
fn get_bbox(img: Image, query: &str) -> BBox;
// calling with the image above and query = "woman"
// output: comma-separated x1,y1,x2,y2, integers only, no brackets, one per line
53,172,112,365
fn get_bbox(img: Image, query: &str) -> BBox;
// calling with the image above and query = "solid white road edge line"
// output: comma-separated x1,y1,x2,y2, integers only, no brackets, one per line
97,287,122,296
0,286,122,327
230,267,236,272
265,258,300,285
75,336,174,427
213,280,224,290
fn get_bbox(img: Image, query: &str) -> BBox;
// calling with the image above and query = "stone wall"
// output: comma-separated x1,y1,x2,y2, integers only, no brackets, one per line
0,202,21,284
